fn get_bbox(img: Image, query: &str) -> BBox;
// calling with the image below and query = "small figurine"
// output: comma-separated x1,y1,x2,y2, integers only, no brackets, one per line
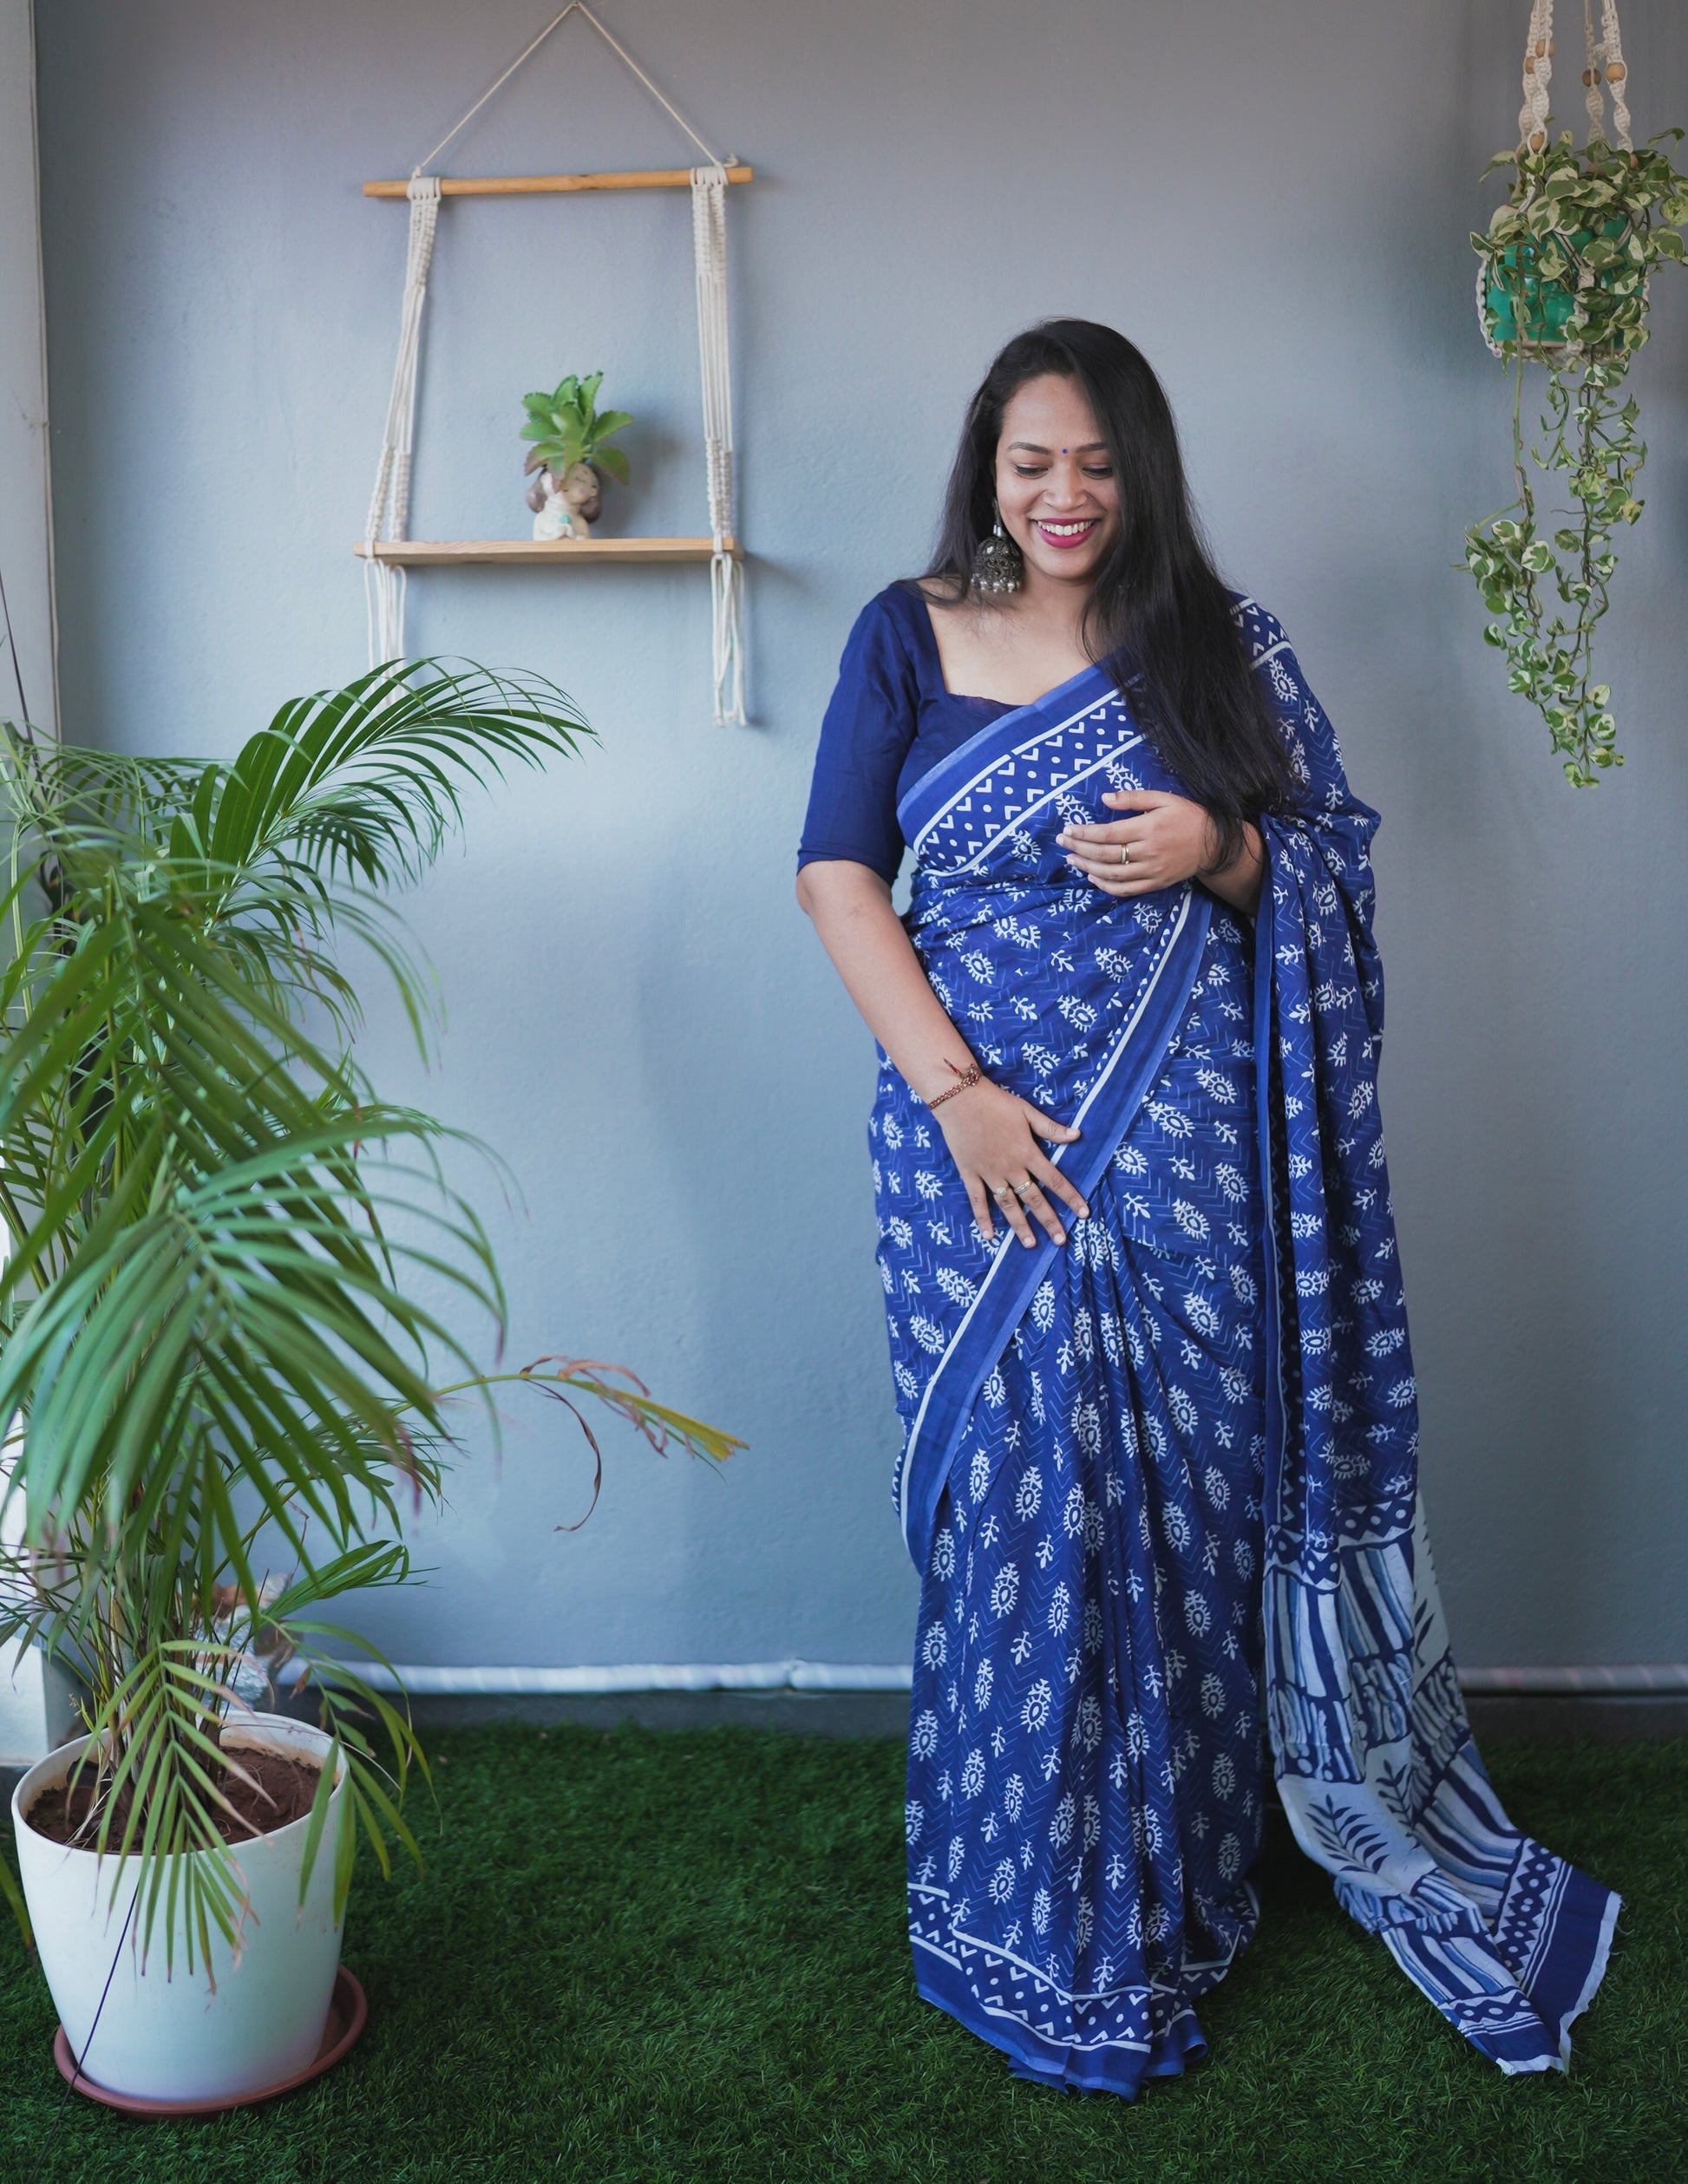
527,460,602,540
521,372,632,541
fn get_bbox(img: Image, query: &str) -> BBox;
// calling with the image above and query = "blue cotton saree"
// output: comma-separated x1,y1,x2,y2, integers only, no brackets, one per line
850,598,1619,2095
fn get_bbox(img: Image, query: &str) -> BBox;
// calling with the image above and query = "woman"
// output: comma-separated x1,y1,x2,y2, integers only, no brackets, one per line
796,321,1617,2096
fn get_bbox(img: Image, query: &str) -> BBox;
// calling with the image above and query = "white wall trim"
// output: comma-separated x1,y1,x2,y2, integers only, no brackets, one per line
280,1658,917,1696
13,1657,1681,1763
277,1660,1688,1699
1458,1664,1688,1696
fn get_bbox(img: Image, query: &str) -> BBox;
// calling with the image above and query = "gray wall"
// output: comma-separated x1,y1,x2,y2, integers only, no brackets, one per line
1,0,54,730
0,0,54,1762
33,0,1688,1674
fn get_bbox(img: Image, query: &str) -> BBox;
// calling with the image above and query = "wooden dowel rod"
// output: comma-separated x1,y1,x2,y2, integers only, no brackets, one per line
363,164,752,199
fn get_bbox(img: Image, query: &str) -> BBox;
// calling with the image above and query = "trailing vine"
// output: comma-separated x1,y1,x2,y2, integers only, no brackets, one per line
1465,128,1688,786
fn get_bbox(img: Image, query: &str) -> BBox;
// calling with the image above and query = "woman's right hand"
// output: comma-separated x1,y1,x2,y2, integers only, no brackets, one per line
935,1081,1089,1247
793,862,1090,1248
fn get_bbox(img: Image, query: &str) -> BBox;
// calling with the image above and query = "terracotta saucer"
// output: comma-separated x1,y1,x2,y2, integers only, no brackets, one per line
52,1964,367,2117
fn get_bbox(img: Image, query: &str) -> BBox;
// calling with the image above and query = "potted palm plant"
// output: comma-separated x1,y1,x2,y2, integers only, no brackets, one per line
521,372,633,539
0,660,735,2109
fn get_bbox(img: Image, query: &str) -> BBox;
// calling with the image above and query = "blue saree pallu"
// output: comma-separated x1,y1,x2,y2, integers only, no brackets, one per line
873,602,1618,2095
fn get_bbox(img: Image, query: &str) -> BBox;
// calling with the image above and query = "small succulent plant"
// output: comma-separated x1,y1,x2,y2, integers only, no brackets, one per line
521,372,632,487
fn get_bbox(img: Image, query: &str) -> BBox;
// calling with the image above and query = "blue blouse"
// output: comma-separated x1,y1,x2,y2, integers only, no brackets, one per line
797,582,1012,884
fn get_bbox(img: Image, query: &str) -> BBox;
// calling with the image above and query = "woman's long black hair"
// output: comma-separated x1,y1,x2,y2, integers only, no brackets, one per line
925,320,1294,863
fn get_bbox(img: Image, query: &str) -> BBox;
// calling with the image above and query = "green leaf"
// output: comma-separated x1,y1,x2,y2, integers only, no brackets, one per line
0,1834,29,1950
297,1736,342,1906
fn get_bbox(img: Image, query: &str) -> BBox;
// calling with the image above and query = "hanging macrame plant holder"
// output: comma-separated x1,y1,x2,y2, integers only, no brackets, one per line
359,2,748,726
1464,0,1688,785
1476,0,1639,363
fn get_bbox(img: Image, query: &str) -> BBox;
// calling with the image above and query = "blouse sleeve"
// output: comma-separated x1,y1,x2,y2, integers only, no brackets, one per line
796,591,920,885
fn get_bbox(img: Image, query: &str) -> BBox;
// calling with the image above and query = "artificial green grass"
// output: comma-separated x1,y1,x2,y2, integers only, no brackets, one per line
2,1728,1683,2182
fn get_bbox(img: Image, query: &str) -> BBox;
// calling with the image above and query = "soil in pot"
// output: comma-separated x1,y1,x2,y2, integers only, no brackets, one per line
27,1745,323,1849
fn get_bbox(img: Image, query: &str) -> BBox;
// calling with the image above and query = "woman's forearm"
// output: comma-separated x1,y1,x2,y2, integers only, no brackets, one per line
1201,821,1265,916
795,860,975,1103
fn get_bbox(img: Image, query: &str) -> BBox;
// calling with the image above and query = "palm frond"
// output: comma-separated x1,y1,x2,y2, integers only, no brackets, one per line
196,657,591,895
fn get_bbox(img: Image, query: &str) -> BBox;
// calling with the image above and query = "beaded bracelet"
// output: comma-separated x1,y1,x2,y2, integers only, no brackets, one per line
926,1059,985,1111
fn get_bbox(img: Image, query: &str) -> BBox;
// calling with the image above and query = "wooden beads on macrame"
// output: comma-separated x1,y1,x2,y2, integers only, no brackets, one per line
1519,0,1554,154
1514,2,1632,161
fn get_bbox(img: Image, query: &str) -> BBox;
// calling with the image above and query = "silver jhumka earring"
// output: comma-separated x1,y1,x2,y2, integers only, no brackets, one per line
971,507,1024,595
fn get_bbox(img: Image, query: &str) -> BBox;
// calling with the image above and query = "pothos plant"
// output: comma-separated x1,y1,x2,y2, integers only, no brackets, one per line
1465,127,1688,785
0,662,737,1964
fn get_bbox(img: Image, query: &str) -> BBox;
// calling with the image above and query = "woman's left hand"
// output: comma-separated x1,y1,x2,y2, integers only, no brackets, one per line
1056,789,1216,896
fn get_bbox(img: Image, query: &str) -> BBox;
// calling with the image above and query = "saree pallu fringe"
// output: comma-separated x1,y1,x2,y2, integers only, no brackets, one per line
875,602,1618,2096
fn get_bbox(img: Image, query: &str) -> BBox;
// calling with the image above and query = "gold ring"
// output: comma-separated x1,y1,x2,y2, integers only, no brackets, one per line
1120,842,1130,866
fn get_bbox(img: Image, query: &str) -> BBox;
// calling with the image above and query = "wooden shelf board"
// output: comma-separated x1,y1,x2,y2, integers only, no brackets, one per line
363,165,752,199
354,537,740,567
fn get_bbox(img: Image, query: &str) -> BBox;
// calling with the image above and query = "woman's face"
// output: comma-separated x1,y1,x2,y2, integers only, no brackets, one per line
993,374,1121,589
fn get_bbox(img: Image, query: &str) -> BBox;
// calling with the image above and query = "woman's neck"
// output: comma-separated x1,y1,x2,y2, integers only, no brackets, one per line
1011,566,1092,639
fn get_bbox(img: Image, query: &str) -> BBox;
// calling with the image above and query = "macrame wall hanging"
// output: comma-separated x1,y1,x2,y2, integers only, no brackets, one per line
1464,0,1688,785
358,2,749,725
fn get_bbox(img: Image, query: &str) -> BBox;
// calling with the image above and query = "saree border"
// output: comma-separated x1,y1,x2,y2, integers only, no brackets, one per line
895,664,1140,858
944,739,1148,880
1252,839,1288,1543
913,1881,1251,2004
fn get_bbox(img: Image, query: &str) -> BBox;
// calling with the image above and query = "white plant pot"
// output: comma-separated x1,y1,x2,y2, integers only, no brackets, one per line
10,1710,348,2103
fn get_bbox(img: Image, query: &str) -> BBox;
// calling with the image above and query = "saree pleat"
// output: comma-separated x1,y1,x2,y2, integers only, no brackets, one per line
871,604,1617,2092
904,914,1267,2091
